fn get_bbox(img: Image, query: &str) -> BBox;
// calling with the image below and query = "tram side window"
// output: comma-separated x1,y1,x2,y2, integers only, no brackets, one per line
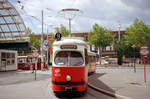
88,56,91,64
92,56,94,62
94,56,96,62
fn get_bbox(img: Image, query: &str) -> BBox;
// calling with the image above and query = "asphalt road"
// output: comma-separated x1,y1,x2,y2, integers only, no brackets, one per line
0,70,115,99
1,66,149,99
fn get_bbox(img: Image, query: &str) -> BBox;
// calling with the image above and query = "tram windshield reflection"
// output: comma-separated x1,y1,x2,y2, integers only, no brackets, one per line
54,51,84,66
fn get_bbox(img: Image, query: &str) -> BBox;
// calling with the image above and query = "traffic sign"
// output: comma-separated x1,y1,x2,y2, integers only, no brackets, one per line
32,50,39,58
43,45,47,51
43,40,49,46
140,48,149,56
141,46,148,49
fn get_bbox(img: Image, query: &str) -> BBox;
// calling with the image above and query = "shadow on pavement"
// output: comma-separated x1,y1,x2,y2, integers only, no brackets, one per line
88,73,116,98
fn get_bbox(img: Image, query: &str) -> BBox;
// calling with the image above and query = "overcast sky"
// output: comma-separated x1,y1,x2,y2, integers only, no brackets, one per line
10,0,150,34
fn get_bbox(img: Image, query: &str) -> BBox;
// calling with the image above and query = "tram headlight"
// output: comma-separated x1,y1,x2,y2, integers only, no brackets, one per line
66,75,71,81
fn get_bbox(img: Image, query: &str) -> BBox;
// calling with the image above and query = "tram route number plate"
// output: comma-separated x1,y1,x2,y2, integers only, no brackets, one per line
65,87,72,91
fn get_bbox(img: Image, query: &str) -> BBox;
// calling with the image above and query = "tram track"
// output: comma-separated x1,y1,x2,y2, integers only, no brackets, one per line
88,73,131,99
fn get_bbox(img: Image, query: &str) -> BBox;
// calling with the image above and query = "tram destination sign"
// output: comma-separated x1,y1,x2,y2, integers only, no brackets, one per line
61,45,77,49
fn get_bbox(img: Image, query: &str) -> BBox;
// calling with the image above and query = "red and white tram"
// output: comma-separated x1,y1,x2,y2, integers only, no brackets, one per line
52,38,89,95
17,56,46,70
88,51,96,74
17,56,31,70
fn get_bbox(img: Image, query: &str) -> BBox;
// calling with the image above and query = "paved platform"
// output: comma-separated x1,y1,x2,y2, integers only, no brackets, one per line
95,66,150,99
1,66,150,99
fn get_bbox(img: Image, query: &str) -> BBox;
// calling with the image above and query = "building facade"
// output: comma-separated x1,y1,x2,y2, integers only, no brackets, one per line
71,31,125,58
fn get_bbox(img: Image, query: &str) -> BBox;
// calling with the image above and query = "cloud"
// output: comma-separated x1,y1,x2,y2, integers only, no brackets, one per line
121,0,150,10
121,0,150,24
10,0,150,33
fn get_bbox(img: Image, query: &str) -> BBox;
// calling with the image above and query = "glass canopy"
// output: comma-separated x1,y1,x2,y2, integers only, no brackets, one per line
0,0,27,42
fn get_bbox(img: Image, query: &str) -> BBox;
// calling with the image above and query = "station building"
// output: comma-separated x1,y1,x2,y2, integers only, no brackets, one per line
71,31,125,58
0,0,30,53
0,0,30,71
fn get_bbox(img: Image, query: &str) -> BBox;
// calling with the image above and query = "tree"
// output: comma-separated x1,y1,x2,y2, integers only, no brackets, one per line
114,40,127,65
29,33,41,50
124,18,150,47
55,24,70,37
88,23,114,59
114,18,149,65
48,33,55,47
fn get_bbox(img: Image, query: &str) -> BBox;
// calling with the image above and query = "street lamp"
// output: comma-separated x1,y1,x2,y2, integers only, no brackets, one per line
118,23,121,42
41,9,53,70
40,10,44,70
132,45,136,73
58,8,83,37
17,1,53,70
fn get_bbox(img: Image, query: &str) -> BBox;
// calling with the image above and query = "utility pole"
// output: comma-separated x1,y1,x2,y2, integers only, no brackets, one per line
41,10,44,70
68,18,71,37
132,45,136,73
47,28,49,68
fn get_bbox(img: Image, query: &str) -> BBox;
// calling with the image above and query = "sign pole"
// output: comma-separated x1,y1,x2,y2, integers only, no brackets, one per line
35,66,36,80
34,57,37,80
35,60,36,80
32,50,39,81
144,56,146,83
140,46,149,83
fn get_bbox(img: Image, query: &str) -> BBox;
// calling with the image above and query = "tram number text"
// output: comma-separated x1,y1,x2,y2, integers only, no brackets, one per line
55,73,61,77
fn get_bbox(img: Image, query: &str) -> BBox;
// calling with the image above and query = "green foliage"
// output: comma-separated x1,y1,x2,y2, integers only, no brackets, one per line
117,54,122,65
114,41,126,65
114,18,149,65
29,33,41,50
48,33,55,47
88,23,114,48
114,38,141,65
55,24,70,37
124,18,150,47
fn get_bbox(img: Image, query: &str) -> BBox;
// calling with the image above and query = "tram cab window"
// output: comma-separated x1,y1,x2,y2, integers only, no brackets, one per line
54,51,84,66
70,52,83,66
55,51,68,65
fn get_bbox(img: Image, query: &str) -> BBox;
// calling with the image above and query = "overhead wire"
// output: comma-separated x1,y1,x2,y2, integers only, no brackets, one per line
16,0,60,33
16,0,105,33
